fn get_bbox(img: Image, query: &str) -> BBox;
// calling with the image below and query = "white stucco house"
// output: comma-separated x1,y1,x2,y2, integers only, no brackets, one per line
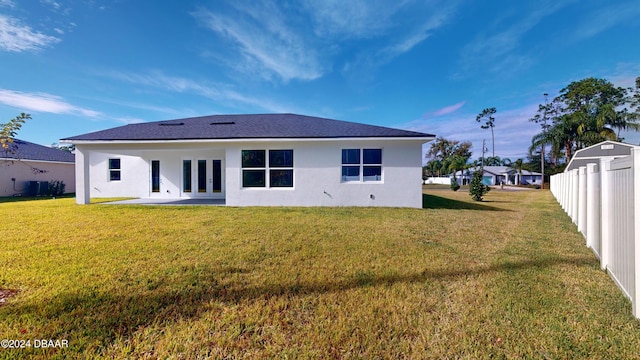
61,114,434,208
1,139,75,197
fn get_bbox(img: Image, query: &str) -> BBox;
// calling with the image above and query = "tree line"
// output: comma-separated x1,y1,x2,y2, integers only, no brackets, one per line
529,76,640,173
424,76,640,182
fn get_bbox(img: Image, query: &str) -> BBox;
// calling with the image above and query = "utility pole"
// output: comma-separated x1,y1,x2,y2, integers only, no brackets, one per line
481,139,486,169
541,93,548,189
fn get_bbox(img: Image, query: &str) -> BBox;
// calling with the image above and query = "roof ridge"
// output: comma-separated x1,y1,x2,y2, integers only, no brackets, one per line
62,113,434,142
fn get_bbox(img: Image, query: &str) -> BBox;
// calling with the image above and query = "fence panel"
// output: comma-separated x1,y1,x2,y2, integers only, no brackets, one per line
571,169,579,225
550,148,639,318
578,167,587,237
586,163,601,259
607,157,634,300
424,177,451,185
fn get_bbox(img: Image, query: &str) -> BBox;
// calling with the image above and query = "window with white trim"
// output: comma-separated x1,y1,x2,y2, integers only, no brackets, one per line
108,158,121,181
341,148,382,182
242,149,293,188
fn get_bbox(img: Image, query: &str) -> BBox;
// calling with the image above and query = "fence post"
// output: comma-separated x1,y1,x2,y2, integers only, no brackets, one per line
567,171,573,218
564,171,569,212
558,173,564,209
564,172,568,211
633,149,640,318
601,158,612,271
560,173,564,208
578,166,587,238
586,163,600,254
571,169,580,225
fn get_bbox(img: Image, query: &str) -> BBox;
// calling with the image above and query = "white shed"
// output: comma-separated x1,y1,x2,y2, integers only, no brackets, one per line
565,141,640,172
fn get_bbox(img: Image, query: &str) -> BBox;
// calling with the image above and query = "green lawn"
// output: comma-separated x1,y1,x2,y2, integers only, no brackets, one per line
1,188,640,358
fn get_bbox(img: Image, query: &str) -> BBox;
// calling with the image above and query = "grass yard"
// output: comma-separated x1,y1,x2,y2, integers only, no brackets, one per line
1,188,640,358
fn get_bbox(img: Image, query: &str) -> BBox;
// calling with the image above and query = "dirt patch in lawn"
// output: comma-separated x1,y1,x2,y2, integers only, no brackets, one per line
0,288,18,306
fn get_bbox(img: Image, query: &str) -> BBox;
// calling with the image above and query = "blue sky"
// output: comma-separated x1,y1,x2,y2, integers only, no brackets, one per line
1,0,639,161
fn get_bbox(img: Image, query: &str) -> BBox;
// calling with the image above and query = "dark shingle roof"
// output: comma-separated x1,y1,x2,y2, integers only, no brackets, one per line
62,113,434,142
1,139,74,163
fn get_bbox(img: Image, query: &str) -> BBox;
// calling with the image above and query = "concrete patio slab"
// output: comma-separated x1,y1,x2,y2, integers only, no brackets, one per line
100,198,226,206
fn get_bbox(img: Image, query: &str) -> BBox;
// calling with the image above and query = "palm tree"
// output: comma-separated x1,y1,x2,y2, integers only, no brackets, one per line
530,129,562,168
426,159,443,177
448,155,468,185
509,158,526,185
483,156,503,166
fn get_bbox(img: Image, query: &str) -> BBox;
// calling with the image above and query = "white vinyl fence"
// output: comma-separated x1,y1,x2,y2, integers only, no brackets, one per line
424,177,451,185
551,148,640,318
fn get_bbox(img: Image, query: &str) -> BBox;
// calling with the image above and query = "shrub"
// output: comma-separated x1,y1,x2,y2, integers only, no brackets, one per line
48,180,66,196
450,178,460,192
469,171,490,201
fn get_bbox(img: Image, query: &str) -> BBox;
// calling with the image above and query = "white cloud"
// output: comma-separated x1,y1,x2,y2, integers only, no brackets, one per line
0,89,101,118
458,1,572,77
41,0,60,10
0,14,60,52
193,1,456,82
0,0,14,8
192,5,324,82
115,117,145,124
574,1,640,39
338,1,457,79
403,103,541,159
605,63,640,89
432,101,466,117
303,0,404,39
104,70,298,113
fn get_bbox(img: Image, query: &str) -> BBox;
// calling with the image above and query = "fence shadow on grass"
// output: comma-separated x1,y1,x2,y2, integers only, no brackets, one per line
3,254,597,356
422,193,509,211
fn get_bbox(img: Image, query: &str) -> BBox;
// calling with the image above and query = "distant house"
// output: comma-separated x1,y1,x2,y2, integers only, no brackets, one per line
565,140,640,172
452,166,542,186
61,113,435,207
0,139,75,197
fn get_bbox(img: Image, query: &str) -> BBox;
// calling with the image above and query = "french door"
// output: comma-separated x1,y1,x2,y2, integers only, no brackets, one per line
182,158,224,197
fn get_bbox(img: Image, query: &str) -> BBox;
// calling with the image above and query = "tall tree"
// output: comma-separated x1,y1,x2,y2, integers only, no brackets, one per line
530,77,639,165
425,137,472,177
476,107,497,158
529,93,553,186
625,76,640,137
558,77,625,147
425,137,472,162
1,113,31,153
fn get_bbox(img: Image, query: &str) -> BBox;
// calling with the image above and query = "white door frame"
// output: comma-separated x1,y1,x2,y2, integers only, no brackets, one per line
149,159,163,197
183,157,225,198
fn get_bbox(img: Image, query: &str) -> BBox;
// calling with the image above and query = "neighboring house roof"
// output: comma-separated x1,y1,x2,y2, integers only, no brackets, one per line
452,166,542,177
0,139,75,163
62,113,434,142
565,140,640,171
475,166,509,176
